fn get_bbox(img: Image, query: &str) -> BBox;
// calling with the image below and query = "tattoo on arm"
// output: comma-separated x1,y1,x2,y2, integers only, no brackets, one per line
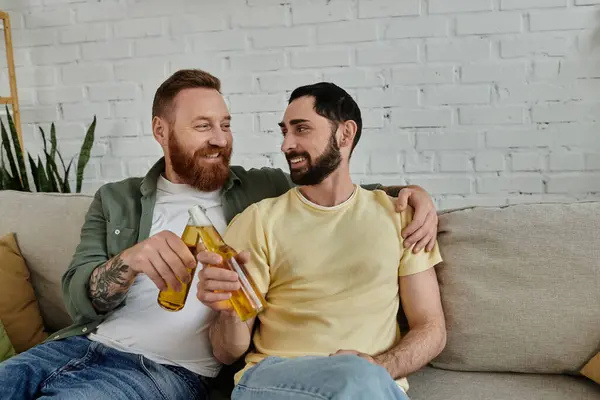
89,253,135,313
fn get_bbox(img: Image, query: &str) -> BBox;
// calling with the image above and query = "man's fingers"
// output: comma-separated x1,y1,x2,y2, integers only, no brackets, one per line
158,246,191,284
198,290,232,303
197,251,223,266
404,223,427,250
149,251,181,292
204,279,241,292
201,266,239,282
402,208,428,240
144,265,168,292
426,234,436,252
333,349,357,355
164,232,197,268
235,250,250,265
395,189,411,212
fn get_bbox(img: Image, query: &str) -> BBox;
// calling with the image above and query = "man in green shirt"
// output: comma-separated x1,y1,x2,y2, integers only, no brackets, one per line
0,69,439,400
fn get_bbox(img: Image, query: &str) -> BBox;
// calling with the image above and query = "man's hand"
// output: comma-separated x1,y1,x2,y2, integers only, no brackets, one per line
331,349,379,367
396,187,438,253
120,230,196,291
88,230,196,313
196,249,248,312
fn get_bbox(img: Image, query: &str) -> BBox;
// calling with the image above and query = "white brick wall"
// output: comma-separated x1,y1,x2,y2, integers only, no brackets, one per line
4,0,600,208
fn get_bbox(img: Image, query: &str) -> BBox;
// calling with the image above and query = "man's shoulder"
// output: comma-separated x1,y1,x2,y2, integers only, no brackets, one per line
230,165,289,184
95,177,144,201
360,188,415,229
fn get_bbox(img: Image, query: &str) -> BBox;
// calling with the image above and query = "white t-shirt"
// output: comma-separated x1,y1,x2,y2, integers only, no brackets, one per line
88,176,227,377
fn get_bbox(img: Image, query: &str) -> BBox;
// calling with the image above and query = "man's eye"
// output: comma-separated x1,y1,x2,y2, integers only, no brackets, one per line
196,124,210,130
222,124,231,129
297,126,307,132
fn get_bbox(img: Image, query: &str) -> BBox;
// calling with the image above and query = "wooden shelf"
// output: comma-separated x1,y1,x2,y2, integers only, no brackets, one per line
0,11,23,152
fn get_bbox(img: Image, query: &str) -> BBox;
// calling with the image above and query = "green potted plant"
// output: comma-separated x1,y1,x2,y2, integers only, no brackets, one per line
0,106,96,193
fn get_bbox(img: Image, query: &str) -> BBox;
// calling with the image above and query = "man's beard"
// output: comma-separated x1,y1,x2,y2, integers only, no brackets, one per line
286,132,342,186
168,133,232,192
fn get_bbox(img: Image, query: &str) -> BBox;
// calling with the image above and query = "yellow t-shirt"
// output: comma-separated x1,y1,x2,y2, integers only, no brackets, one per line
223,186,443,391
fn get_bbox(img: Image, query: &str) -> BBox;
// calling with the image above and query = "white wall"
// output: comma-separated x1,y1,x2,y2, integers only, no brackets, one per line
2,0,600,208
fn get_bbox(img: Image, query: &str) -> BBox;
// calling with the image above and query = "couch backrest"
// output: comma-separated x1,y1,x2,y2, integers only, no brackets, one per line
2,190,599,372
432,201,600,375
0,190,93,333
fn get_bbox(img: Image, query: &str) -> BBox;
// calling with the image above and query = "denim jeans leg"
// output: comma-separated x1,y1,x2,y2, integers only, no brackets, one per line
0,336,93,400
36,341,210,400
232,355,410,400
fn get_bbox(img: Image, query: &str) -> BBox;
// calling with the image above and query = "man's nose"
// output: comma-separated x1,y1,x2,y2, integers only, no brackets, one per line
209,129,228,147
281,135,296,153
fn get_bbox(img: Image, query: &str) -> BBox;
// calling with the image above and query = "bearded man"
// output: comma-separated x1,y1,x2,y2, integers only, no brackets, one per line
0,69,439,400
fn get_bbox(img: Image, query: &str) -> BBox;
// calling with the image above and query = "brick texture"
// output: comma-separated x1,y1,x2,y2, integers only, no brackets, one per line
3,0,599,206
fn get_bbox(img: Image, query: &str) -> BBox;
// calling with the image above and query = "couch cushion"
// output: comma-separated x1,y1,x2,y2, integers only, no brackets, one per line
0,191,94,333
432,202,600,374
407,366,600,400
0,233,48,352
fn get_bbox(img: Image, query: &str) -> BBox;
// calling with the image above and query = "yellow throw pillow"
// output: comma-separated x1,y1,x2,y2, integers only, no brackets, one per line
0,233,48,353
581,353,600,384
0,320,16,362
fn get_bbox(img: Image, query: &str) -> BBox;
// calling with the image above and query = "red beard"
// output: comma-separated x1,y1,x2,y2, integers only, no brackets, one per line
168,134,232,192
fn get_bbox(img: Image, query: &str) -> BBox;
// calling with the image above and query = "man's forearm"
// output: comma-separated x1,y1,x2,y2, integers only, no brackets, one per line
209,312,253,365
374,320,446,379
88,252,137,313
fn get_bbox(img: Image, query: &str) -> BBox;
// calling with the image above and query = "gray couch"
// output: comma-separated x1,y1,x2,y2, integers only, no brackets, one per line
1,190,599,400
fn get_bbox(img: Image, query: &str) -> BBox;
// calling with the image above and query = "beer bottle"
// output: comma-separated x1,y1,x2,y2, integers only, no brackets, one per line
157,206,205,312
158,205,267,321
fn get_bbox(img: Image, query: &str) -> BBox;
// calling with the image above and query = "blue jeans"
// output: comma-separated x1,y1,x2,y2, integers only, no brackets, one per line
232,355,410,400
0,336,209,399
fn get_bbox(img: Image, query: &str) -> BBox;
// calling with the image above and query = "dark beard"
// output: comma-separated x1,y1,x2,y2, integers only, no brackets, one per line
287,132,342,186
168,134,232,192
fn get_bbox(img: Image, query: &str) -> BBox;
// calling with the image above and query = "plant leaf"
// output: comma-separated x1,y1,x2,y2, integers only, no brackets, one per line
38,126,48,154
62,158,73,192
36,156,50,192
50,122,57,162
6,106,30,191
43,150,61,192
28,154,40,192
76,116,96,193
0,118,20,188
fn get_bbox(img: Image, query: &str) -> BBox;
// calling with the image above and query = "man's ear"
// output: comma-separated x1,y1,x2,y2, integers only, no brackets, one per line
340,120,357,149
152,116,168,146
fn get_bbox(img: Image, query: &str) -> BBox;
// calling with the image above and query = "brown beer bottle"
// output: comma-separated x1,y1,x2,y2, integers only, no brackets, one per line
157,209,204,311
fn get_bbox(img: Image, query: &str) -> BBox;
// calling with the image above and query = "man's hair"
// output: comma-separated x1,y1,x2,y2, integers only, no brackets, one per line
288,82,362,152
152,69,221,123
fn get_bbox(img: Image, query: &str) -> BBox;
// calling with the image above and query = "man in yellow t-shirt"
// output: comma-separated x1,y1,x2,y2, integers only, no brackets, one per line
197,82,446,400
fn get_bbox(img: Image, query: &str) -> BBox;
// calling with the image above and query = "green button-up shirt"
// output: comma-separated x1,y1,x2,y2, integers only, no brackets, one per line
52,158,380,341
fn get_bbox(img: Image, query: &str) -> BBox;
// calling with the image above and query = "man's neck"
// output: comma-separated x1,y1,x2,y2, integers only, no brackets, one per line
298,167,355,207
163,160,185,185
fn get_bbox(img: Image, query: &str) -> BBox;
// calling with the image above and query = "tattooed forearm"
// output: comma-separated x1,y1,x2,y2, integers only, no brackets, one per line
89,253,136,313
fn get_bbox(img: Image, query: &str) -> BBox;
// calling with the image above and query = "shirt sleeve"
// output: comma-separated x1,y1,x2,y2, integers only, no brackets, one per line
398,205,443,277
223,204,270,295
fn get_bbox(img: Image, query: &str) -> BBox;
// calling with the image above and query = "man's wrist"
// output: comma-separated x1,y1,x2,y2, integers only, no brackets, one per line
374,353,397,378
